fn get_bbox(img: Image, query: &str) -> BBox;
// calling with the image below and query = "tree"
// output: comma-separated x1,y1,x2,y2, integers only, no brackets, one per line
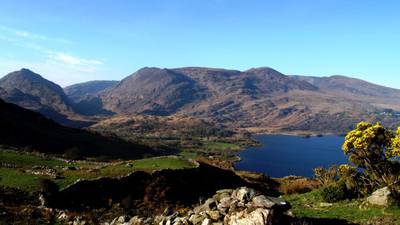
342,122,400,188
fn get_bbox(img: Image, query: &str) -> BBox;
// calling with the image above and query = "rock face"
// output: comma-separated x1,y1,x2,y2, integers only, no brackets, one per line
104,187,291,225
366,187,391,207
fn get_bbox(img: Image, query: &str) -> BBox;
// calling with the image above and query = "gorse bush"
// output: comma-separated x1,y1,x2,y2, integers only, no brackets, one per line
342,122,400,189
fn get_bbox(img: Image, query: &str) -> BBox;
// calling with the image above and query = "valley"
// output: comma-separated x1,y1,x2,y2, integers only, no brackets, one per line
1,67,399,225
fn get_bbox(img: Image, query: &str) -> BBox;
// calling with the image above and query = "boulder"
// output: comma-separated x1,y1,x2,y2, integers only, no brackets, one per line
367,187,391,207
224,208,272,225
231,187,255,203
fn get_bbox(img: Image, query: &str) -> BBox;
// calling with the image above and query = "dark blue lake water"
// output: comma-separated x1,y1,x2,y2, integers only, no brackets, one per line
235,135,348,177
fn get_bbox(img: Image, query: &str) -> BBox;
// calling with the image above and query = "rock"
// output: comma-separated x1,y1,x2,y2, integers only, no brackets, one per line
216,189,233,194
110,216,127,225
213,192,231,202
189,214,206,225
57,211,69,220
252,196,290,211
367,187,391,207
217,197,234,213
231,187,255,203
201,218,211,225
103,187,291,225
225,208,271,225
206,210,222,221
128,216,148,225
194,198,217,213
73,216,87,225
250,195,276,209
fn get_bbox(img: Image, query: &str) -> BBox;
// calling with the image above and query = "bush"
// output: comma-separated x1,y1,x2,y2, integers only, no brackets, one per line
320,182,356,202
314,165,339,187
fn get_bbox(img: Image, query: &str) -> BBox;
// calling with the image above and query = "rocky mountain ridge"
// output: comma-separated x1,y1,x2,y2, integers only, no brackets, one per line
1,67,400,134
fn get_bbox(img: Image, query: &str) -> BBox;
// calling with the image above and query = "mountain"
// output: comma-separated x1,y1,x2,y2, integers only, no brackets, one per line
100,67,206,115
0,69,87,126
0,98,161,159
291,75,400,107
64,80,118,103
94,67,400,134
64,80,118,116
3,67,400,134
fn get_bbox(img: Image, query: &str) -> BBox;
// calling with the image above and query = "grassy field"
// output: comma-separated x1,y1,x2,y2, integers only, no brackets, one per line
284,189,400,224
0,149,196,192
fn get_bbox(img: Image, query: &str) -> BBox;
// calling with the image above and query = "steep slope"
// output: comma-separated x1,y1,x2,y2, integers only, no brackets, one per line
0,69,72,113
64,80,118,102
0,99,161,159
0,69,93,126
101,67,206,115
64,80,118,116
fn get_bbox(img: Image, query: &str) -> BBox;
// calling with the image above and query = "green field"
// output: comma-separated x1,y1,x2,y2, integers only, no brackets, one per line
0,149,196,192
284,190,400,224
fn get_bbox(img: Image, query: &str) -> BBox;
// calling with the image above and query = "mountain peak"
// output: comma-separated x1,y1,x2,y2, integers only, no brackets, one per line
244,67,283,76
5,68,44,81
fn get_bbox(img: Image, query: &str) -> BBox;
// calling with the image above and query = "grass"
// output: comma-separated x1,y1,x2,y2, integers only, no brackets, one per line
203,141,241,151
283,189,400,224
0,149,196,192
0,168,42,192
0,150,67,168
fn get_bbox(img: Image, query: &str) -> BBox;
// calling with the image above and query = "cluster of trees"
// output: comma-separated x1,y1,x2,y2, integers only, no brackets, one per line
315,122,400,203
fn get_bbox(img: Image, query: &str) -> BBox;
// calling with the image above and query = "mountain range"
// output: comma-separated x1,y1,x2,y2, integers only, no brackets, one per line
1,67,399,134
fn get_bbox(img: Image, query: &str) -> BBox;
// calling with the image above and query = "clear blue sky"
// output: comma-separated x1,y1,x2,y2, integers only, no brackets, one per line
0,0,399,88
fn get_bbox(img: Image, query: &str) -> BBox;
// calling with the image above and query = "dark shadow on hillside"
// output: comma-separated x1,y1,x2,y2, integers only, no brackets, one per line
0,99,168,159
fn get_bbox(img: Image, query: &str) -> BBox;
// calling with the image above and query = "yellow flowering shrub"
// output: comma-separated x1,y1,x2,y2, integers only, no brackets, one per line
342,122,399,187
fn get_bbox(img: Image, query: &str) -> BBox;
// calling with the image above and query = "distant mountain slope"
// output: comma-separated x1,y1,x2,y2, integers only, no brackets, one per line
64,80,118,103
64,80,118,116
0,99,160,159
3,67,400,134
0,69,94,127
101,67,206,115
292,75,400,99
291,75,400,110
0,69,72,112
96,67,400,134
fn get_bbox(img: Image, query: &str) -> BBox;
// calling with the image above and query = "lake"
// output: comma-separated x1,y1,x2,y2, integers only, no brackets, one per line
235,135,348,177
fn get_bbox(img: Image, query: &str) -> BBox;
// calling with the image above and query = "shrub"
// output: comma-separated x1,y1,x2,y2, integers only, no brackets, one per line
342,122,400,188
314,165,339,187
320,182,356,202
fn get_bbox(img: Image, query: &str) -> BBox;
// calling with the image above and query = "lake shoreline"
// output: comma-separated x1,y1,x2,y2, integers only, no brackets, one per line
235,134,347,178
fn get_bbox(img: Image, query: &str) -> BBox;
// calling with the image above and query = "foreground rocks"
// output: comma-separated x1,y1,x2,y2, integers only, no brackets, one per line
366,187,391,207
103,187,291,225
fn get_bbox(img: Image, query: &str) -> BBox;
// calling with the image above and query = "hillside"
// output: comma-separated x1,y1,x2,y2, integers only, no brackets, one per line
100,67,206,115
94,67,400,134
2,67,400,134
64,80,118,116
0,99,162,159
0,69,91,126
64,80,118,103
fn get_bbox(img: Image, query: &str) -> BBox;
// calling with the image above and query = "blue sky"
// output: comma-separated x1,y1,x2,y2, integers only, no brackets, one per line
0,0,399,87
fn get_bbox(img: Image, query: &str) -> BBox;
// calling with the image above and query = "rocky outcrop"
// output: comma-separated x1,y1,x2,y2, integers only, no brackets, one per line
48,163,249,210
103,187,291,225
